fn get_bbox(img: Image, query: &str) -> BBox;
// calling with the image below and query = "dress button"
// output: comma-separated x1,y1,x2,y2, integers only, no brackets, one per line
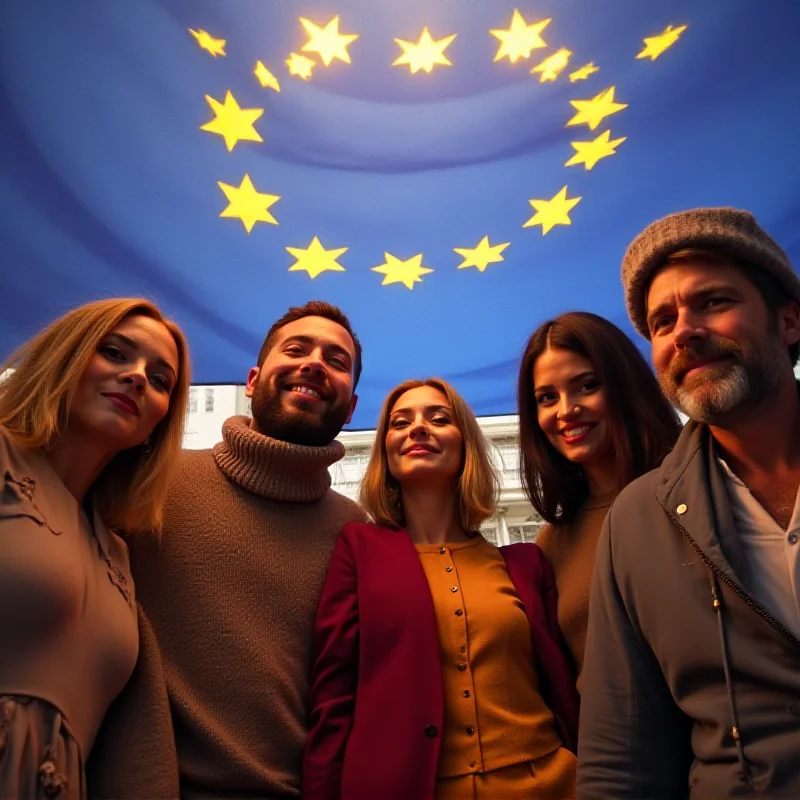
451,587,459,593
439,548,446,554
460,646,466,653
463,690,471,698
445,566,453,572
424,724,438,738
454,609,463,616
789,533,798,545
458,663,467,671
469,761,476,768
466,726,475,736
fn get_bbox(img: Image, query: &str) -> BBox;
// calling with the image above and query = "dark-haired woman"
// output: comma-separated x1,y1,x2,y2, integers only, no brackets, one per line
517,312,682,688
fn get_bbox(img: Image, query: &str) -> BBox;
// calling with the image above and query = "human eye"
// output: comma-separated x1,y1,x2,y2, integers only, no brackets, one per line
535,392,556,405
431,415,451,425
704,295,733,310
99,343,125,361
329,355,349,372
390,418,409,429
650,315,675,335
149,373,171,392
579,378,601,393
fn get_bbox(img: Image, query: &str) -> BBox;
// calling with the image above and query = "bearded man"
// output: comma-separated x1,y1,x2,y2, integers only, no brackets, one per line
578,209,800,799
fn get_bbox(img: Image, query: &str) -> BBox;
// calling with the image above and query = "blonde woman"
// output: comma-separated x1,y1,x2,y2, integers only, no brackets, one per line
0,298,190,799
303,379,579,800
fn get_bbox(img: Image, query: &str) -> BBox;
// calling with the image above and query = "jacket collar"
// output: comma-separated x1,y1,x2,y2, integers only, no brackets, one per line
655,420,750,591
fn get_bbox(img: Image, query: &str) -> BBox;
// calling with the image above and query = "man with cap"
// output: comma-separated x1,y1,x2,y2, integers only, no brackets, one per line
577,208,800,799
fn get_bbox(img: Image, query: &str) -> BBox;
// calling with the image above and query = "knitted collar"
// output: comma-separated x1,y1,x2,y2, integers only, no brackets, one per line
212,416,345,502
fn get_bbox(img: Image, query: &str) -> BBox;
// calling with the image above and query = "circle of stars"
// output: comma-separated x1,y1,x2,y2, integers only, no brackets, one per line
190,12,687,287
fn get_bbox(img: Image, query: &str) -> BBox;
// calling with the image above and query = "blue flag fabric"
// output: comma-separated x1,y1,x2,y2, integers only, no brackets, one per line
1,0,798,428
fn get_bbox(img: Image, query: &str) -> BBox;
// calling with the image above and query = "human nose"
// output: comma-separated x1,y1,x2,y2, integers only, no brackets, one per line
556,395,580,420
298,349,328,378
673,308,708,350
120,360,148,393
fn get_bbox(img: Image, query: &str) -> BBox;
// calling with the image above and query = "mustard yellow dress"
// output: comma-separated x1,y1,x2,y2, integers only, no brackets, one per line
416,536,576,800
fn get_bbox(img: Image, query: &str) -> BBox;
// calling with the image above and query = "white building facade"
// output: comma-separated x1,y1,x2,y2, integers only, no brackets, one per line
183,385,544,545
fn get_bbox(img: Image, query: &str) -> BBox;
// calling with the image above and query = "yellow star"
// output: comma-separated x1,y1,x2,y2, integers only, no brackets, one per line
372,253,433,289
490,10,551,63
189,29,226,58
565,129,627,171
393,28,457,74
569,62,599,82
523,187,581,235
254,61,280,92
217,175,279,232
454,237,510,273
531,48,572,82
287,237,347,279
567,86,627,131
200,92,264,151
300,16,359,66
637,25,687,61
286,52,316,80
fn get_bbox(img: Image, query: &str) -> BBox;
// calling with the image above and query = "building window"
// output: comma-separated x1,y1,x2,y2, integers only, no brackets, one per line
188,388,198,414
205,388,215,413
507,522,542,544
481,524,500,546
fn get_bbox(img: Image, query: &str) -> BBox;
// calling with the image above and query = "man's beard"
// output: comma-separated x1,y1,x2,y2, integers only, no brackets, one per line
250,376,350,447
658,333,786,425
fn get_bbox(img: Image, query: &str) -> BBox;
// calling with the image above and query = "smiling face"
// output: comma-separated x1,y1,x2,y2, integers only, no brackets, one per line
69,314,180,453
647,259,794,423
532,346,612,468
246,315,358,446
384,385,464,489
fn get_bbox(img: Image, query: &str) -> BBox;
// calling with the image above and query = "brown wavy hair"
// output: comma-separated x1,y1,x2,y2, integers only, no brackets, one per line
360,378,498,531
517,312,681,524
0,298,191,533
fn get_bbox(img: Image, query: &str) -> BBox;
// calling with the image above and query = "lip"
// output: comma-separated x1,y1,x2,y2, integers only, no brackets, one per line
284,382,328,402
559,423,596,444
680,357,731,382
102,392,140,416
403,444,438,455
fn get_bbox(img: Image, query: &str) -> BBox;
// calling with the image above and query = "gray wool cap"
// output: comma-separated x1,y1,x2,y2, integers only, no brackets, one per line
621,207,799,338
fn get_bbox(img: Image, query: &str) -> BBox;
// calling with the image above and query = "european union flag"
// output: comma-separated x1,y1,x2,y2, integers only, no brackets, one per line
1,0,798,427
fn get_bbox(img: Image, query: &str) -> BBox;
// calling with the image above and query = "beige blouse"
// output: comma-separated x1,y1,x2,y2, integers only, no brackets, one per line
0,425,138,796
535,490,618,691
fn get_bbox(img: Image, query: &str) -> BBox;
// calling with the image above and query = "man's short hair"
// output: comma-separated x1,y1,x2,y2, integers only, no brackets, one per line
665,247,800,366
256,301,363,386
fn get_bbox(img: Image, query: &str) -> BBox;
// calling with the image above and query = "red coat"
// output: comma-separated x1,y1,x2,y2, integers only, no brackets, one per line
303,522,580,800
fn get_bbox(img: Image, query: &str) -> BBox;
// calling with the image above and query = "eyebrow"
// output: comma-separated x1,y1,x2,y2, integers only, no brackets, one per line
390,404,451,417
646,283,741,328
534,371,596,393
107,333,178,377
281,335,353,364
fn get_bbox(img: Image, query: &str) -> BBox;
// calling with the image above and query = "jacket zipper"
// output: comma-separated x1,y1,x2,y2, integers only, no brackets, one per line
670,514,800,649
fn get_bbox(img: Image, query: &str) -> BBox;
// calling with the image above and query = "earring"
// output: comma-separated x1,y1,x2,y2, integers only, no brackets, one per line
142,438,152,455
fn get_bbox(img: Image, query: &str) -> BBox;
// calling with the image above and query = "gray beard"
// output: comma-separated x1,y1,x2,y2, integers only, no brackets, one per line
661,343,785,425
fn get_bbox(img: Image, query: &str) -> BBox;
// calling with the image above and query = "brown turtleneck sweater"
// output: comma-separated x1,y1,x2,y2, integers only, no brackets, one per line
88,417,367,799
535,490,618,693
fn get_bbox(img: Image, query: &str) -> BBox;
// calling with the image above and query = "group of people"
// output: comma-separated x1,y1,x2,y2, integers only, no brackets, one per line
1,205,799,800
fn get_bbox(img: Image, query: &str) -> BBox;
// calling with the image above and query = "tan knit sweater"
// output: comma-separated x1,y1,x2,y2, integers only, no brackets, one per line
535,490,618,693
87,416,367,799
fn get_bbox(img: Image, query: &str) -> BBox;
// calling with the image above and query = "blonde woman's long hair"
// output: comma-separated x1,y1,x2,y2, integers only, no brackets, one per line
0,298,191,533
360,378,498,532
